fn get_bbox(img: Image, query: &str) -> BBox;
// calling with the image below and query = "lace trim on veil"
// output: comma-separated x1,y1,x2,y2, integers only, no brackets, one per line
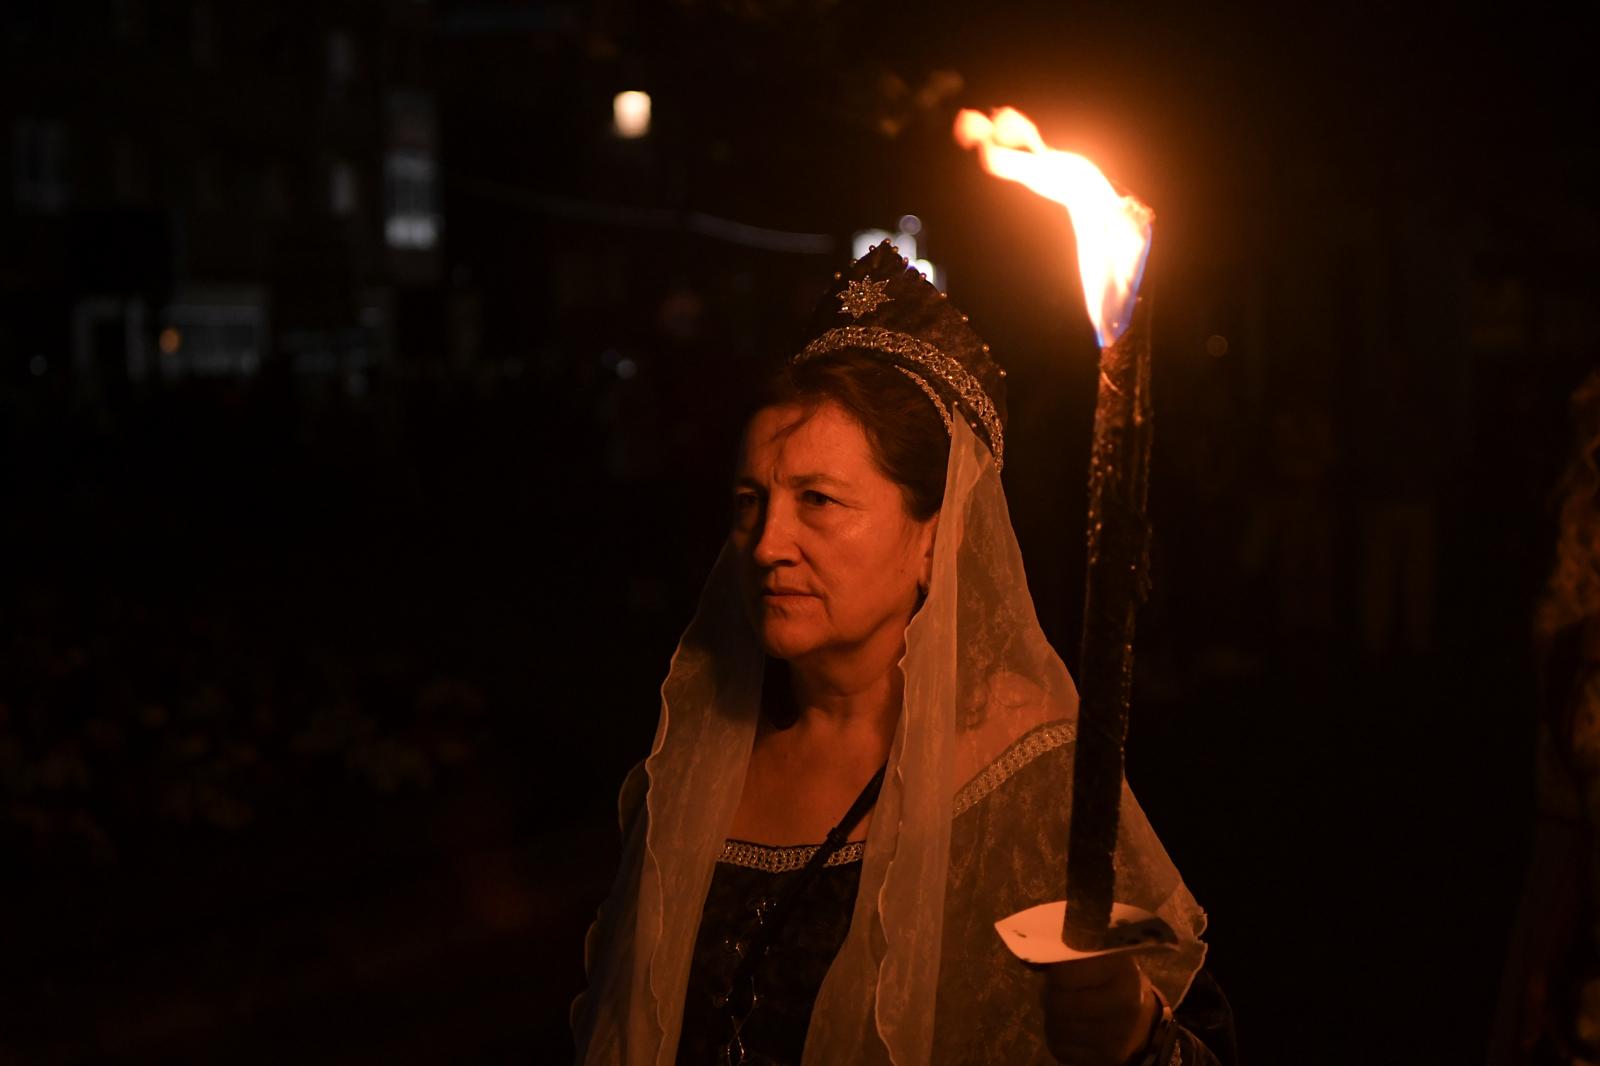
717,719,1073,871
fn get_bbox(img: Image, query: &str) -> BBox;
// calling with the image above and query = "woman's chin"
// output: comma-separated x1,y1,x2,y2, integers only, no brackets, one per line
757,621,825,661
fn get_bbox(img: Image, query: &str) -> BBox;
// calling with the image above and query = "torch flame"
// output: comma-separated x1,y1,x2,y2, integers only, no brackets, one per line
955,107,1152,347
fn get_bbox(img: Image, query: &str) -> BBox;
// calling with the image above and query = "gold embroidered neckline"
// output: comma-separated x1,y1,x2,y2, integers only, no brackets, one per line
716,720,1073,872
718,838,866,873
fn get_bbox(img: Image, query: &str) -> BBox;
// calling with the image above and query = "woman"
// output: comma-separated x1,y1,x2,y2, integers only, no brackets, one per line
574,244,1234,1065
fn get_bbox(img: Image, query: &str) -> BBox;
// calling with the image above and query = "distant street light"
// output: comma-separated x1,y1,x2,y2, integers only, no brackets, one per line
613,91,651,139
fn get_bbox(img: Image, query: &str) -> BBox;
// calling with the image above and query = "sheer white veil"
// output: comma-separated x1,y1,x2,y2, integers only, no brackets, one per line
574,416,1206,1065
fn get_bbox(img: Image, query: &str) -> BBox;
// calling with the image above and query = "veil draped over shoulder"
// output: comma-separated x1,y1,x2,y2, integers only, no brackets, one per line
573,411,1207,1065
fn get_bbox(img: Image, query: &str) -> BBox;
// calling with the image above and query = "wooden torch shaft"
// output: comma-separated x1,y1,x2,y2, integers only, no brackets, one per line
1063,294,1155,950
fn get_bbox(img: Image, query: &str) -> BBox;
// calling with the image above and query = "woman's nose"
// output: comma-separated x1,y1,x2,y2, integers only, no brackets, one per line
751,497,797,567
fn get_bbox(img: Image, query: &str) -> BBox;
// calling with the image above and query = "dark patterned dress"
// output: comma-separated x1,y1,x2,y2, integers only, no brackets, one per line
675,730,1237,1065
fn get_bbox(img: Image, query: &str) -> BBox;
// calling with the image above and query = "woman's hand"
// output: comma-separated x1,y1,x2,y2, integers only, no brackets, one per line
1039,954,1160,1066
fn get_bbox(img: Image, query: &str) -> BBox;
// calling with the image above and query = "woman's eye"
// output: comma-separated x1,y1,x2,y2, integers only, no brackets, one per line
733,493,760,511
801,490,834,506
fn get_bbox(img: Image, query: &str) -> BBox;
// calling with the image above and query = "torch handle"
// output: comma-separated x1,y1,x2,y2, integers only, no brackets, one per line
1064,294,1154,950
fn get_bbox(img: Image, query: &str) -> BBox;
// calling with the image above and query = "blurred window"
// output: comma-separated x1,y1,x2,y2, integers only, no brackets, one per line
384,150,437,249
330,159,358,216
262,162,291,218
161,288,268,377
13,119,67,214
327,29,354,92
112,135,151,206
194,152,224,213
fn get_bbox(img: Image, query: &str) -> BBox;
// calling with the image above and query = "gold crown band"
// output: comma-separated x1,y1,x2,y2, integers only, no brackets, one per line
796,325,1004,471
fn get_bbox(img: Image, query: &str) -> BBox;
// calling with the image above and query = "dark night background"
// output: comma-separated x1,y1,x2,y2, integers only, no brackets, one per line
1,2,1594,1063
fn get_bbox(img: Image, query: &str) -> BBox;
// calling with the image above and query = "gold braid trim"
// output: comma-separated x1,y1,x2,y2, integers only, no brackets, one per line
718,838,866,873
951,719,1075,816
796,325,1004,471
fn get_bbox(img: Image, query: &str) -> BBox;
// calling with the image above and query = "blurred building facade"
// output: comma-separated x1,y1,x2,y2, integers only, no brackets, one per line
1,1,440,397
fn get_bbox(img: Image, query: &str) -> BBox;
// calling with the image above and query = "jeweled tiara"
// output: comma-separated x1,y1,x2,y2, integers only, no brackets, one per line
792,242,1006,471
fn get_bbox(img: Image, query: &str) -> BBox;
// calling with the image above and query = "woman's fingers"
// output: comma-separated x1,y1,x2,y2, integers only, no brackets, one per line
1040,955,1156,1065
1045,953,1139,993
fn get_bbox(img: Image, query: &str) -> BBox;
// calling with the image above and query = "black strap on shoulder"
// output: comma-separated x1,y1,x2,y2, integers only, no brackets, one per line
727,761,887,989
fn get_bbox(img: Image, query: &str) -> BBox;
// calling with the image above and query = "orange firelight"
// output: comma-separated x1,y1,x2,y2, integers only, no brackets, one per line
954,107,1152,347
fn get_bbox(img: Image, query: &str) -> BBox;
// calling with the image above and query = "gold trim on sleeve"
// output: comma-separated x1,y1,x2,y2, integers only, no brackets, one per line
952,720,1075,817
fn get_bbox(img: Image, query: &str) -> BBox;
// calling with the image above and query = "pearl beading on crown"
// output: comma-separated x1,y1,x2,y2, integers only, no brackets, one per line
796,324,1005,471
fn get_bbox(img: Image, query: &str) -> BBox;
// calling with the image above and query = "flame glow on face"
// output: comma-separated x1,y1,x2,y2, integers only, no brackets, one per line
954,107,1152,347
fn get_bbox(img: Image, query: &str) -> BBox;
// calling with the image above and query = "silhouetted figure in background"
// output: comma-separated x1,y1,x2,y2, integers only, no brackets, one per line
1492,368,1600,1065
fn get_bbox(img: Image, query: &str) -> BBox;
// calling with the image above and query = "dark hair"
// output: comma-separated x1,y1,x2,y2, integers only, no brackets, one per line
751,351,954,522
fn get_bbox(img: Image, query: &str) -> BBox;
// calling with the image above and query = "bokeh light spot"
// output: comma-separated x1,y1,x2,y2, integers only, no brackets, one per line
613,91,651,139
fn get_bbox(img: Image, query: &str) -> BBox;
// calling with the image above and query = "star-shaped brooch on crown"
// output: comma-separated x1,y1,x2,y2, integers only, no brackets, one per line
836,276,894,319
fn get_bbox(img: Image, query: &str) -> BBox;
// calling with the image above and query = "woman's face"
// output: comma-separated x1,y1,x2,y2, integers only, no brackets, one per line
731,401,937,666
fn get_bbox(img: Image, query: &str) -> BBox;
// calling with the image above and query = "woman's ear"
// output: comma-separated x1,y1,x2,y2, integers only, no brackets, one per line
917,511,940,593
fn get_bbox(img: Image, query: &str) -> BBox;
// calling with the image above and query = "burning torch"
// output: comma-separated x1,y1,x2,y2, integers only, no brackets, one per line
956,107,1178,962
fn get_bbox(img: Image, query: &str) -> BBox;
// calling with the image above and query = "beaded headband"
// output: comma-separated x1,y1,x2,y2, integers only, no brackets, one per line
796,324,1005,471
